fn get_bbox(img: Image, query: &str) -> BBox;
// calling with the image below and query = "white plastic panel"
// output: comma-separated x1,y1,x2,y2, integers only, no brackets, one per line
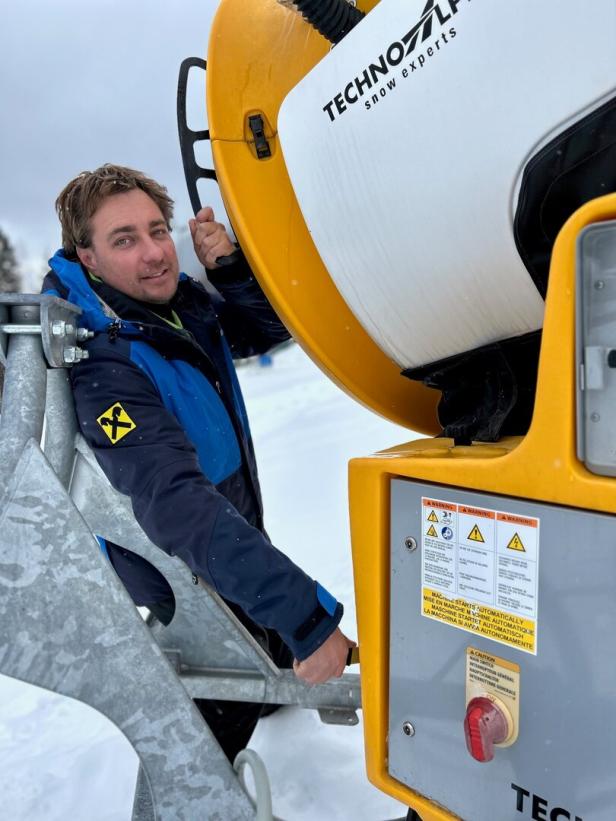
278,0,616,369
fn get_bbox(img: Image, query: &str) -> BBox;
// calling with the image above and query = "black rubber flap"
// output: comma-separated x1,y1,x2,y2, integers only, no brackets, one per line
514,94,616,298
403,332,541,444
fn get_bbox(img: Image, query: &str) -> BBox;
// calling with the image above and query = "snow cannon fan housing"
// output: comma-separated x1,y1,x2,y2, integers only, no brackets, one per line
277,0,616,443
208,0,616,443
206,0,616,819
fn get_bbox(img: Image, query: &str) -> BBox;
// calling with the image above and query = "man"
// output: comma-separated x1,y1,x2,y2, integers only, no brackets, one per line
42,164,354,761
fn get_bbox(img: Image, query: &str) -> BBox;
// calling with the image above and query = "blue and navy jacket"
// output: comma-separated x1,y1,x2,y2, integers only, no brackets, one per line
42,250,343,661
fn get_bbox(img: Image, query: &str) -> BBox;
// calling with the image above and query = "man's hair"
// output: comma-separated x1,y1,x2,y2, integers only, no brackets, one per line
56,164,175,259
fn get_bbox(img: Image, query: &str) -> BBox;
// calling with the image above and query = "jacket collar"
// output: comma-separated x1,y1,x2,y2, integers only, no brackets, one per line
48,249,190,336
49,250,118,332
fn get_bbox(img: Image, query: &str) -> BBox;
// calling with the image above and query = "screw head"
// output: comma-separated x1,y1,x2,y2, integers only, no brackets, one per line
402,721,415,737
51,320,66,337
595,280,605,290
591,412,600,423
404,537,417,552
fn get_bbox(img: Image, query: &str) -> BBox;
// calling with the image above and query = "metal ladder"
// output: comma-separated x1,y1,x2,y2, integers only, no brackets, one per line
0,293,361,821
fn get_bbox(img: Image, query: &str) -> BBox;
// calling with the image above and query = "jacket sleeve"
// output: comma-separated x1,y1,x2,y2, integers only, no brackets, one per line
205,250,291,358
71,339,342,660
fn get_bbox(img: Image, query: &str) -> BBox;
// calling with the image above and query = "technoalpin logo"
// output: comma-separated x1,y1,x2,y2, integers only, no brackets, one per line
322,0,471,123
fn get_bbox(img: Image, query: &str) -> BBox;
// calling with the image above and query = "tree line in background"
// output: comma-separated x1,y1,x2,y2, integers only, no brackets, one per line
0,228,22,293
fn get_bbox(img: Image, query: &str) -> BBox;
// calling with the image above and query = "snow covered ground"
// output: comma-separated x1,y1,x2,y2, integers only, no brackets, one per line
0,343,418,820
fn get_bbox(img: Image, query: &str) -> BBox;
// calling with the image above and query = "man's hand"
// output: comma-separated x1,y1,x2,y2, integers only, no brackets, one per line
293,628,356,685
189,207,236,269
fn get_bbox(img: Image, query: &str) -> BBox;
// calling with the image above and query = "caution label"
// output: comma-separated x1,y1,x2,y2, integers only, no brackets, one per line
507,533,525,552
421,498,540,654
468,524,485,542
466,647,519,699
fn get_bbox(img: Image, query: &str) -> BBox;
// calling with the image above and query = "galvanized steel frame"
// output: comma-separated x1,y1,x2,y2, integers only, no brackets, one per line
0,295,361,820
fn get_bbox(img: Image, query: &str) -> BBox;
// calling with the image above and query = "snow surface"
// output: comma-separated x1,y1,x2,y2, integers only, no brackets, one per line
0,343,417,820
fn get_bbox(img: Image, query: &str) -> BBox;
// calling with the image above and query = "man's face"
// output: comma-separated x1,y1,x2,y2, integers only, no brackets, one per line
76,188,180,304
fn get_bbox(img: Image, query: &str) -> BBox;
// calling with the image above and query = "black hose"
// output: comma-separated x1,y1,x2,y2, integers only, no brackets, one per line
292,0,365,44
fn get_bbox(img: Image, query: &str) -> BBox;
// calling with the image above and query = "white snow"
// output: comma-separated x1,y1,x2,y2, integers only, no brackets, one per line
0,343,417,820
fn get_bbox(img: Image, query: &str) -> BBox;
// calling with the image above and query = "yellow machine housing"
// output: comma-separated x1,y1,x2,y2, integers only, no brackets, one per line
206,1,616,817
207,0,438,434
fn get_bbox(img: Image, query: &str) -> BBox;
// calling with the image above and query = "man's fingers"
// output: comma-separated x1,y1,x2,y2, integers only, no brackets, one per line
195,220,221,240
295,662,344,686
292,628,355,685
204,238,233,267
293,659,316,685
203,235,236,265
295,664,319,686
200,231,234,264
189,206,215,240
191,216,236,269
195,206,215,223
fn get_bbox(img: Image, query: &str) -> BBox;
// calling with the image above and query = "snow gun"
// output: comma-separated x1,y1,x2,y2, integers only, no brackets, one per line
184,0,616,819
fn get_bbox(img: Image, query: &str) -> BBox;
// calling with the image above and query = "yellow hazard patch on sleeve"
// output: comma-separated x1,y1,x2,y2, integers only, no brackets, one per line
96,402,137,444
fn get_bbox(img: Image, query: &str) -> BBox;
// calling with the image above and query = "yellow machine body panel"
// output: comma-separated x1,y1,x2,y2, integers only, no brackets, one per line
206,0,439,433
206,1,616,816
349,195,616,816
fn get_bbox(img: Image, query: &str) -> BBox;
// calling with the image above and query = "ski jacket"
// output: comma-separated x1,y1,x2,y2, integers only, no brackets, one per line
42,250,343,661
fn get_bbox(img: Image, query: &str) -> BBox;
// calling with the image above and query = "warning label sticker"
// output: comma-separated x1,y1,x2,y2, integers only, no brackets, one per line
421,498,540,654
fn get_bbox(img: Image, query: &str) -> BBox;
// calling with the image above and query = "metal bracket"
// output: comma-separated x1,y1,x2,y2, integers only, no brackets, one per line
0,291,363,818
0,294,90,368
318,707,360,726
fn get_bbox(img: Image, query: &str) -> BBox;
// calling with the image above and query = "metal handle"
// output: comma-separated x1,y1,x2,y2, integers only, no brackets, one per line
177,57,240,268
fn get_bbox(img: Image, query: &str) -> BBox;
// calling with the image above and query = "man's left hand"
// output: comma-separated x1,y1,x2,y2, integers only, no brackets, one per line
293,628,356,686
189,207,236,269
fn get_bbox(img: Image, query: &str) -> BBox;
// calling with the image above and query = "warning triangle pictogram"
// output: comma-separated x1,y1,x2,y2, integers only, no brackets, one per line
507,533,526,552
426,524,438,538
468,524,485,543
427,510,438,523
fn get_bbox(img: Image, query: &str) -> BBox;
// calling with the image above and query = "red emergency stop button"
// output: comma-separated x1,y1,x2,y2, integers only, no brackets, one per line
464,696,509,762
